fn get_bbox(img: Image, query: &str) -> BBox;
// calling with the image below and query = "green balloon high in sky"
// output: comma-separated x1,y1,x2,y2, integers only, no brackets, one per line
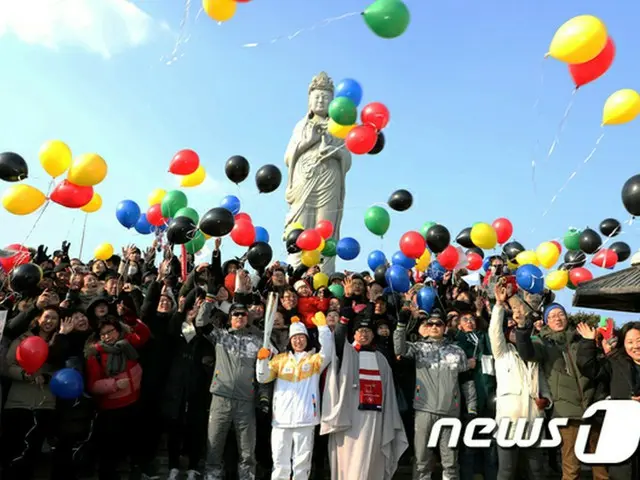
363,0,410,39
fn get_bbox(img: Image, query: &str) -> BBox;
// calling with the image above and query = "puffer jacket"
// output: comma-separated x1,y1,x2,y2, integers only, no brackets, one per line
455,328,497,415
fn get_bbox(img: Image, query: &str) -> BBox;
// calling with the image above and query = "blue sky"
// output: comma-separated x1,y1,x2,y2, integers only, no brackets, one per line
1,0,639,321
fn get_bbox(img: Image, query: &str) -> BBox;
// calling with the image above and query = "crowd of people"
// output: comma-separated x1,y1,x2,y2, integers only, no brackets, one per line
0,238,639,480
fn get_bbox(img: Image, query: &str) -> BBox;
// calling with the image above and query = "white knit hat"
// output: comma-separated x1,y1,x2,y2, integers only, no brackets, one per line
294,280,308,292
289,316,308,339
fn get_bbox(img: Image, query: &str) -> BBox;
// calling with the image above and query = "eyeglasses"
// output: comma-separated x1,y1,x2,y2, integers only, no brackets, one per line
231,311,248,317
100,328,117,338
427,321,444,327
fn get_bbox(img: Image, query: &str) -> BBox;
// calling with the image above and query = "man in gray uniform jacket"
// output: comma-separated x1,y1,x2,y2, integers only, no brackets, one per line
394,308,477,480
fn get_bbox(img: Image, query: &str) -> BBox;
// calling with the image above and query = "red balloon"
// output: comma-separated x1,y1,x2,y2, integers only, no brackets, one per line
235,212,252,223
399,231,426,259
569,37,615,88
569,267,593,286
230,219,255,247
0,244,30,272
550,240,562,254
361,102,390,131
169,149,199,175
296,229,322,251
50,180,93,209
316,220,334,239
466,252,483,271
16,336,49,374
492,218,513,244
438,245,460,270
591,249,618,269
345,124,378,155
147,203,166,227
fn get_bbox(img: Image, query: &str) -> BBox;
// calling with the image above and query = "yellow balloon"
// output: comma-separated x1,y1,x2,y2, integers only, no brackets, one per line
602,89,640,126
202,0,236,22
328,119,355,139
2,184,46,215
416,249,432,272
94,243,114,261
536,241,560,269
313,272,329,290
202,231,212,240
148,188,166,206
547,15,607,64
67,153,107,187
507,260,519,271
318,237,326,253
285,222,304,238
181,165,206,187
81,192,102,213
39,140,72,178
470,223,497,249
301,249,321,267
516,250,539,266
546,270,568,291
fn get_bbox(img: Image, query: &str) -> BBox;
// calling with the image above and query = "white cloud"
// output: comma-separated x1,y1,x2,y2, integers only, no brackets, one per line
0,0,170,58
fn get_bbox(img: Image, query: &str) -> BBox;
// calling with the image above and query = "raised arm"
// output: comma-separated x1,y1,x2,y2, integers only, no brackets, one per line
313,312,334,372
393,310,419,358
488,304,509,359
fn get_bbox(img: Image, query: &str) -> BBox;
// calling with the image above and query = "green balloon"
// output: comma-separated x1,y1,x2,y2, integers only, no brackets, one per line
174,207,199,224
161,190,188,218
328,97,357,126
185,230,206,255
365,206,391,236
363,0,410,39
566,279,576,291
328,284,344,299
563,228,581,251
322,238,337,257
420,221,436,239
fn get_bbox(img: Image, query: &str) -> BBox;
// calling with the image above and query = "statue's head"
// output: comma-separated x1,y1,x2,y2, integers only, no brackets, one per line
308,71,334,118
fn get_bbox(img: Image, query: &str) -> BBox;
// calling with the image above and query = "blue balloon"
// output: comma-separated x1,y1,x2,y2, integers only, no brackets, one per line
116,200,141,229
367,250,387,271
134,214,153,235
426,261,445,282
50,368,84,400
482,257,491,272
220,195,241,215
335,78,363,107
515,264,544,294
385,264,411,293
392,250,415,270
336,237,360,261
417,286,437,313
254,226,269,243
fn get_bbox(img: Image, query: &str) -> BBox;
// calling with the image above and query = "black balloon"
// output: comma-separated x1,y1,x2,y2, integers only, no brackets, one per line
11,263,42,292
387,189,413,212
225,155,250,184
456,227,475,249
564,250,586,268
622,174,640,217
502,241,525,261
374,264,387,287
286,228,303,254
426,224,450,254
199,207,235,237
255,164,282,193
579,228,602,254
466,247,484,259
166,217,197,245
368,132,385,155
0,152,28,182
247,242,273,270
599,218,621,238
610,241,631,262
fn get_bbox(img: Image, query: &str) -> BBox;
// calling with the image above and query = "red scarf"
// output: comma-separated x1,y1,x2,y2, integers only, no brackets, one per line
357,350,382,411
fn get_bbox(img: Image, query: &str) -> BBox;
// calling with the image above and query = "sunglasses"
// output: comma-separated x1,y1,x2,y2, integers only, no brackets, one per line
231,311,248,317
426,321,444,327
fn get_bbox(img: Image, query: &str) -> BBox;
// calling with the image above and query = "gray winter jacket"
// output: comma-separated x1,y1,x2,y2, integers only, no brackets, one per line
394,326,477,417
196,300,265,403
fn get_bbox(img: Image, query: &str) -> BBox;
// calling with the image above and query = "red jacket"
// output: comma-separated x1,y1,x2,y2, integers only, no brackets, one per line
297,296,330,328
86,318,150,410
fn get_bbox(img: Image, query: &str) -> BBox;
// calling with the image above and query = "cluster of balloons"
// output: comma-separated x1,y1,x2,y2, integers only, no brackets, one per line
224,155,281,193
202,0,251,23
284,219,361,267
2,141,106,216
169,149,206,188
327,78,389,156
363,0,410,39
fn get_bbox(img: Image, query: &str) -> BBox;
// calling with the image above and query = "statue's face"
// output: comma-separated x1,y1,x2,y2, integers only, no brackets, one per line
309,89,332,117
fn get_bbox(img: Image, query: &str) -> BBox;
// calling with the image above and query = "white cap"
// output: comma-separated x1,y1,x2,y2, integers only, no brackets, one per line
289,321,308,339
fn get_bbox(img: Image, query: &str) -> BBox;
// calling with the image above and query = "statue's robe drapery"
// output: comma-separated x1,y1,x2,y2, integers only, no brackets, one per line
284,115,351,274
320,342,408,480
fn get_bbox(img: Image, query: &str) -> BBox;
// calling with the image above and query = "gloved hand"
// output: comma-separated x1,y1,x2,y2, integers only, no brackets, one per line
535,397,550,410
257,348,271,360
313,311,327,327
258,396,270,415
61,241,71,256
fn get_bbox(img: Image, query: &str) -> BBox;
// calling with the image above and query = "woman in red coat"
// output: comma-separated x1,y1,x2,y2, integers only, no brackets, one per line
85,313,150,480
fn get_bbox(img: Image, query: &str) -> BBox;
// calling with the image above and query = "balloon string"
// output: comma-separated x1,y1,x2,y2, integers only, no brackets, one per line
21,200,52,247
161,0,192,66
545,88,578,162
241,11,360,48
530,56,547,194
79,213,89,260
